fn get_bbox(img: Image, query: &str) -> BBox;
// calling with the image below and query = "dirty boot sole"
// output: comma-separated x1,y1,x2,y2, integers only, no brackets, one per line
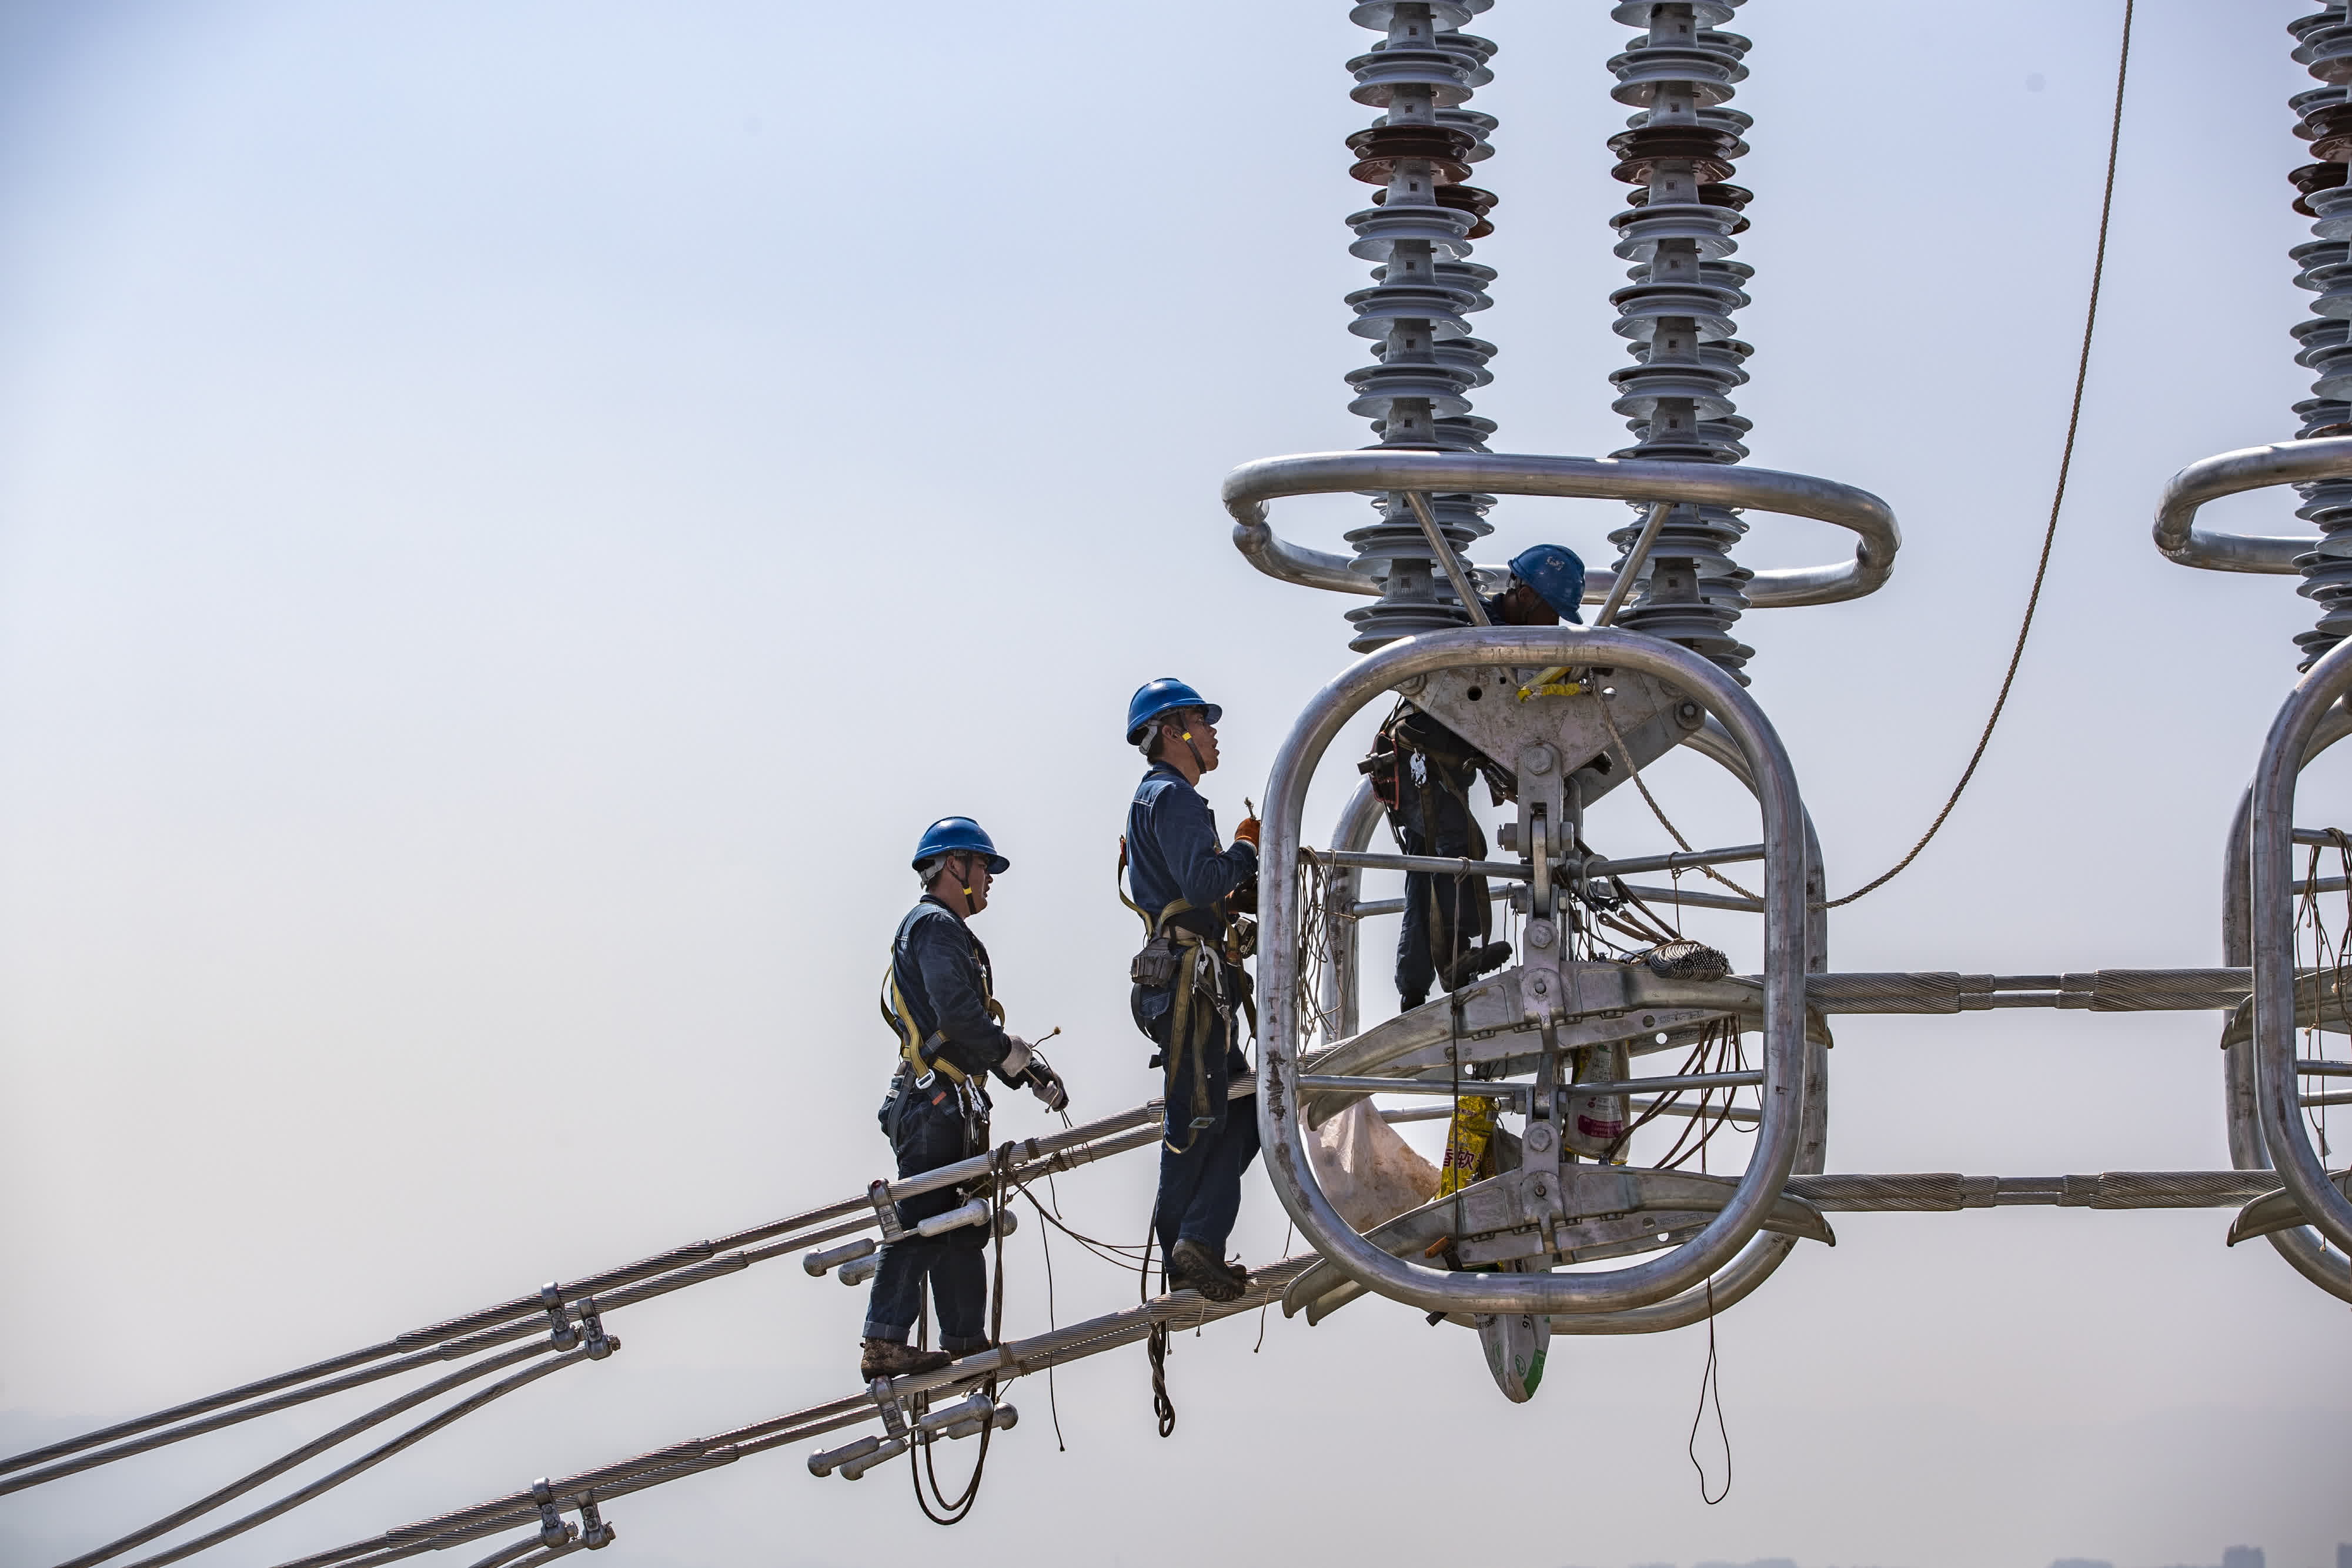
1441,941,1513,991
1170,1239,1245,1303
860,1339,954,1380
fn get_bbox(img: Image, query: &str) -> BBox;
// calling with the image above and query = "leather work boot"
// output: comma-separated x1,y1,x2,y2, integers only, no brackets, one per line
1441,940,1512,991
861,1338,954,1380
1170,1239,1245,1303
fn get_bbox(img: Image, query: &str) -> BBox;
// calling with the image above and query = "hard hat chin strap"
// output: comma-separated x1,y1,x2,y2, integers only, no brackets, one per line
1164,716,1208,778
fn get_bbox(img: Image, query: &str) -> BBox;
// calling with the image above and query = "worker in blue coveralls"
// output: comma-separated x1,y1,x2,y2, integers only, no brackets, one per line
1370,544,1588,1009
1121,680,1262,1303
861,816,1069,1382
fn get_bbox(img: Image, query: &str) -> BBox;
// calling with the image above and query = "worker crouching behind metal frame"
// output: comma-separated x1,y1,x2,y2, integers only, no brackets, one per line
863,817,1068,1381
1258,626,1811,1319
1122,679,1264,1303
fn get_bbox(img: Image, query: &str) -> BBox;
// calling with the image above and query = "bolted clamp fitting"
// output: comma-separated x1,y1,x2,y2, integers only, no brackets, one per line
540,1283,579,1352
576,1296,619,1360
578,1496,617,1550
867,1178,907,1243
530,1477,575,1549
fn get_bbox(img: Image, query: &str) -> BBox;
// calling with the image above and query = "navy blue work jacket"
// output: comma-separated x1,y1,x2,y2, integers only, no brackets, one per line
887,895,1015,1084
1126,763,1257,928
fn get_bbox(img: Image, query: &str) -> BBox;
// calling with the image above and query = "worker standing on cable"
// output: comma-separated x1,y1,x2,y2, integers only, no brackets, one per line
1121,680,1262,1303
861,817,1068,1382
1367,544,1586,1009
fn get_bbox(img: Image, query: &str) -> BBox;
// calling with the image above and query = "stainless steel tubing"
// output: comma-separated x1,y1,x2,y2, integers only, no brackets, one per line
1347,888,1510,919
1403,492,1492,628
1225,450,1899,609
1616,880,1761,913
1326,841,1760,887
1632,1095,1758,1127
1593,499,1672,627
2232,680,2352,1300
1320,778,1386,1043
1588,842,1764,877
1314,848,1527,879
2250,637,2352,1252
2151,439,2352,573
1299,1075,1528,1102
1258,624,1807,1315
1567,1069,1762,1096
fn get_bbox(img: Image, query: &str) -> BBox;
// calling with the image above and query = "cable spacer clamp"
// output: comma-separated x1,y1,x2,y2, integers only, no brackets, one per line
530,1477,575,1548
578,1496,617,1549
867,1178,906,1242
540,1282,581,1351
576,1295,619,1359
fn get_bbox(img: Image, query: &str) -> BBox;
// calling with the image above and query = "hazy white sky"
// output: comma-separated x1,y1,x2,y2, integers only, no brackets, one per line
2,2,2348,1566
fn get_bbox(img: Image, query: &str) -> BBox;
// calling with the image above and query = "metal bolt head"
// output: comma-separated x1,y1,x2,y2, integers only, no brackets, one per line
1525,745,1556,774
1526,919,1556,950
1676,700,1703,727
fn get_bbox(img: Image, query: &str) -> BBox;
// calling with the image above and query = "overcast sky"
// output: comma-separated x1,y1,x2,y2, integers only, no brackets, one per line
2,3,2349,1566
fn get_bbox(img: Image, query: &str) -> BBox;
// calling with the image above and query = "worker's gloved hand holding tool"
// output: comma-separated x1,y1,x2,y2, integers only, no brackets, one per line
1231,814,1261,849
1024,1051,1069,1113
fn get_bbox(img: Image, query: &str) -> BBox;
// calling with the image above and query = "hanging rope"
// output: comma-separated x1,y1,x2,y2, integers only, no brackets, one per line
1821,0,2133,908
1590,0,2133,912
910,1145,1014,1526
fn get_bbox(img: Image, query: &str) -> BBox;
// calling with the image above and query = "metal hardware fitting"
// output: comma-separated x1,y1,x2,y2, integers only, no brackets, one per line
530,1477,573,1547
539,1283,578,1352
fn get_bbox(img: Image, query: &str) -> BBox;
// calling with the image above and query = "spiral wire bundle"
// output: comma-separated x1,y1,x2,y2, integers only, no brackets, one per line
1338,1,1505,650
1601,0,1756,678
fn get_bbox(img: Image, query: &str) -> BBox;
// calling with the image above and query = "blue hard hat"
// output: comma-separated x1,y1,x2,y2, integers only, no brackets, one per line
1507,544,1586,624
1125,678,1223,747
911,817,1008,875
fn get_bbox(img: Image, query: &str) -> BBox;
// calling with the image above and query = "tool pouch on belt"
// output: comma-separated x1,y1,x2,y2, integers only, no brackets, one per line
1130,929,1181,989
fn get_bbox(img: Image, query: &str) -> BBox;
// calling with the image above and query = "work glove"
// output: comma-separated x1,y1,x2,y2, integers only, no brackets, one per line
1231,815,1261,850
1024,1054,1070,1114
997,1035,1033,1085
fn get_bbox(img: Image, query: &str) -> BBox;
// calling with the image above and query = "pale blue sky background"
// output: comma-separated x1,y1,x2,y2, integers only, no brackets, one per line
2,2,2348,1566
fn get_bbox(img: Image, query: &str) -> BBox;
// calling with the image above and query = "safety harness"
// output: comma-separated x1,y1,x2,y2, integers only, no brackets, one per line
1118,845,1256,1154
877,903,1005,1148
1361,703,1508,991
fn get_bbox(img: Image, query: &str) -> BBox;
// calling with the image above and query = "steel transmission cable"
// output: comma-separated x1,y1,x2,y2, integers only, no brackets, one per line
4,1097,1173,1486
1823,0,2134,908
50,1339,565,1568
103,1350,595,1568
1593,0,2134,911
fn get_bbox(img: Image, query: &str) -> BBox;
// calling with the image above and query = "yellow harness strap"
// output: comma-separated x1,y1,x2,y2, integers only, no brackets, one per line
880,924,1005,1088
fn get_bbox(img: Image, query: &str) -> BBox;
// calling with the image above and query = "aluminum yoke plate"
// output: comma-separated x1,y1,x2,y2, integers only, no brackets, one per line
1402,666,1695,811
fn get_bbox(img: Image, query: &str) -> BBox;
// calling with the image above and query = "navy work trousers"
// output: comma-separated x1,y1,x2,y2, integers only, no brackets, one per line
1151,1004,1260,1263
863,1075,991,1353
1395,775,1488,1010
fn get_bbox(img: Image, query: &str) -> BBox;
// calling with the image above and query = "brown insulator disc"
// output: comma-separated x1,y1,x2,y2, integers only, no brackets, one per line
1346,123,1476,186
2293,161,2348,218
1606,125,1743,187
